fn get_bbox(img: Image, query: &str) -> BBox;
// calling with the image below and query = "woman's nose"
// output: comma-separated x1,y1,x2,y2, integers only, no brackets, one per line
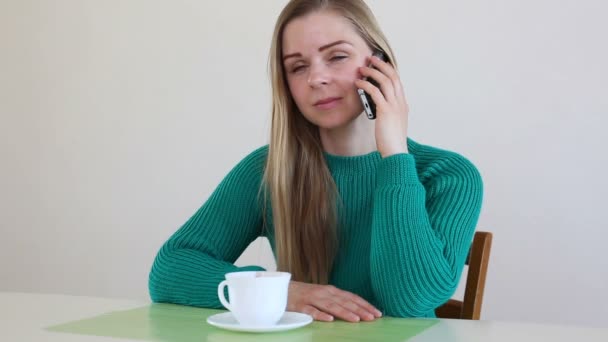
307,64,330,88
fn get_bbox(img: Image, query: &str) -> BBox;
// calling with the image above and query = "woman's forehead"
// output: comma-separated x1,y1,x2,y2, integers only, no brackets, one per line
282,11,363,55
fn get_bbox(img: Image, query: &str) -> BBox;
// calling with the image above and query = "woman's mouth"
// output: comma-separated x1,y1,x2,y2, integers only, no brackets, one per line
314,97,342,110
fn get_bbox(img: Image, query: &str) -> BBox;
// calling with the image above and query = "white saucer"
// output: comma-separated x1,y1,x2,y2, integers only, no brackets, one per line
206,311,313,333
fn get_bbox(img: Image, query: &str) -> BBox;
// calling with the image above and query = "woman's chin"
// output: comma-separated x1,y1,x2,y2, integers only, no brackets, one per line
310,112,363,131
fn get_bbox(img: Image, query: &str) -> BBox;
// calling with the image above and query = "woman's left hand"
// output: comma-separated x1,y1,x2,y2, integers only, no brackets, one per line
354,55,409,157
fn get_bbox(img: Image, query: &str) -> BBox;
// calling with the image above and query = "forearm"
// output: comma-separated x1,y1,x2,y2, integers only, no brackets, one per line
370,184,460,317
149,246,264,308
148,147,270,307
369,153,480,317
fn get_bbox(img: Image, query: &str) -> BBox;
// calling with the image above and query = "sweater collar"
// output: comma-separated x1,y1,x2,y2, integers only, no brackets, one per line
323,150,382,177
322,138,418,177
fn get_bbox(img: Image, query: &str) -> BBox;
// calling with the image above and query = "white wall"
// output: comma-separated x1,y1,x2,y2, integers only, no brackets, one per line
1,0,606,328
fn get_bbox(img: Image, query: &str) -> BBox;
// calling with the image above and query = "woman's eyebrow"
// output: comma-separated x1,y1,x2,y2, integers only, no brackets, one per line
283,40,353,61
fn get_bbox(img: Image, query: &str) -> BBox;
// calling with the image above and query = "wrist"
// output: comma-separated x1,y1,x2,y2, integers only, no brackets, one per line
380,146,408,158
378,134,408,158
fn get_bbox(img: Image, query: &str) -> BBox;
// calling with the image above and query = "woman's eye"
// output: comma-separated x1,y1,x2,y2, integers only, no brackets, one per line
330,55,347,61
291,65,306,73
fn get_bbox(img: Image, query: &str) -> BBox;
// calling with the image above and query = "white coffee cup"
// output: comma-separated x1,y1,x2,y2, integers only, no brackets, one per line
217,271,291,326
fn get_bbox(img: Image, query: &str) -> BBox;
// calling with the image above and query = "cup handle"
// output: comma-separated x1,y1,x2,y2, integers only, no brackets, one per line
217,280,232,311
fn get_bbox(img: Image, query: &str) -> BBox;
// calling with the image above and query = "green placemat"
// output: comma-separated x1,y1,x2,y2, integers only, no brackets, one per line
46,303,438,342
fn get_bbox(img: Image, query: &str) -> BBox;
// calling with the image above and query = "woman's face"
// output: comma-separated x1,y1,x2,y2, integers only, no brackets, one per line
282,10,373,130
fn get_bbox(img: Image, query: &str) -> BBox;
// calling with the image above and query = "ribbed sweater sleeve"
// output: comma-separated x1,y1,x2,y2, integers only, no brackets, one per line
148,147,268,308
370,152,483,317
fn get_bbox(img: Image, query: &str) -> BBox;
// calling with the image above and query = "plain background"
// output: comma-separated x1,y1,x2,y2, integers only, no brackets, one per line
1,0,607,328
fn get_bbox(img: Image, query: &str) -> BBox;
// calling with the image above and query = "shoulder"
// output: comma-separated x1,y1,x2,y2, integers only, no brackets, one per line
231,145,269,174
242,145,268,163
408,139,482,187
217,146,269,189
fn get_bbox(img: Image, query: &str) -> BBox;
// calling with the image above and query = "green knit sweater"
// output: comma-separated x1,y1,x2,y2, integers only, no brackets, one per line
149,139,483,318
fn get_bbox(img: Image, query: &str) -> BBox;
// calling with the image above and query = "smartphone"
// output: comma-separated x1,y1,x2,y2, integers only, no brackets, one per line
357,51,388,120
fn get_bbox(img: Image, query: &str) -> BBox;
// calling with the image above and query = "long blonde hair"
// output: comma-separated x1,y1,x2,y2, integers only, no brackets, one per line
263,0,397,284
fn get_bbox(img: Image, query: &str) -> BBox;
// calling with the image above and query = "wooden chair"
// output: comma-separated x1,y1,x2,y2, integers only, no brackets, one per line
435,231,493,320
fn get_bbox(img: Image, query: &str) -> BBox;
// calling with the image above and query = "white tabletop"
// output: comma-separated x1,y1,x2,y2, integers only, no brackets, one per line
1,292,606,341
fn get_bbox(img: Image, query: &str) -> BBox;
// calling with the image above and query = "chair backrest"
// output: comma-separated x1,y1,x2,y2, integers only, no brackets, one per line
435,231,493,320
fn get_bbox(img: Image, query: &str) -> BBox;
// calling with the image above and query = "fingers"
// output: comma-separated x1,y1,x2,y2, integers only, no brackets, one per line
288,282,382,323
357,66,396,103
317,299,363,322
322,286,381,322
326,298,376,322
301,304,334,322
368,55,404,98
357,55,406,106
355,77,386,111
340,291,383,319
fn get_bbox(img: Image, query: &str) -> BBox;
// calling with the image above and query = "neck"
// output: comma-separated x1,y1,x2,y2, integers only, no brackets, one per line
319,112,376,156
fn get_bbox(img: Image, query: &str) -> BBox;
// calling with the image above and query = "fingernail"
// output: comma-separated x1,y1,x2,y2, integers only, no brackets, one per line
376,310,383,317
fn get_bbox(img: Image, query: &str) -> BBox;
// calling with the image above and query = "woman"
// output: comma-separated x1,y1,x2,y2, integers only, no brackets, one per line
149,0,483,322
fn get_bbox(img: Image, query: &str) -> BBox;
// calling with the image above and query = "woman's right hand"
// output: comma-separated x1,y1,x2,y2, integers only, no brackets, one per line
287,281,383,322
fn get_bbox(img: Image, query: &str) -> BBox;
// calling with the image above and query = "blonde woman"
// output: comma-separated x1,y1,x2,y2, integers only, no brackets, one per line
149,0,483,322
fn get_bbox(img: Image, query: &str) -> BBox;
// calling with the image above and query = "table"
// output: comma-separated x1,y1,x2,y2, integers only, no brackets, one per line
1,292,606,341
